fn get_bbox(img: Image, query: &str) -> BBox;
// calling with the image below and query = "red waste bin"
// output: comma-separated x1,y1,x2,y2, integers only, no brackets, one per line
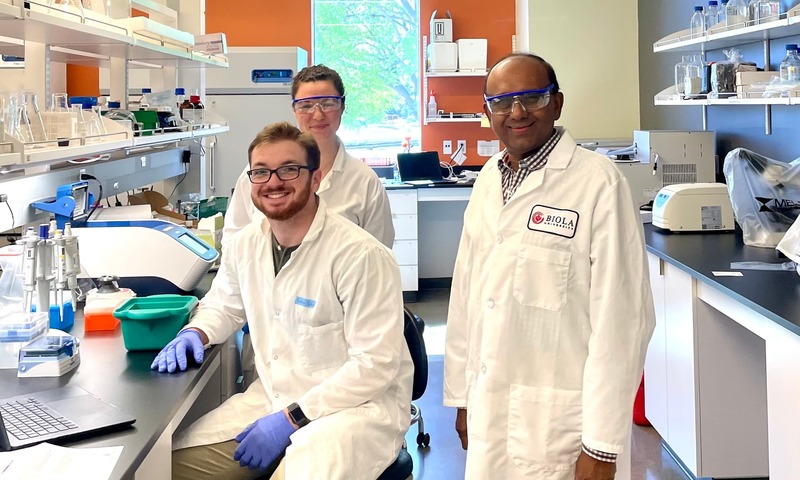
633,373,650,426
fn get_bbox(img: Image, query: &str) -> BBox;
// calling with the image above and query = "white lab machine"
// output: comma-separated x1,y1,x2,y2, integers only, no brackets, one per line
614,130,717,208
73,219,218,296
652,183,735,232
17,333,80,378
205,47,308,197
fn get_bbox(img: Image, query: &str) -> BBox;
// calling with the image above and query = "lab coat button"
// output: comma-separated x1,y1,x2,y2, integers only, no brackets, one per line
273,355,278,360
496,235,503,244
487,300,494,309
481,363,487,374
274,394,279,399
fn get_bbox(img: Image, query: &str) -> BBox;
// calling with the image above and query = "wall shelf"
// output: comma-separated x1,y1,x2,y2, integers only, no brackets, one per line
654,4,800,53
426,70,487,77
426,117,482,123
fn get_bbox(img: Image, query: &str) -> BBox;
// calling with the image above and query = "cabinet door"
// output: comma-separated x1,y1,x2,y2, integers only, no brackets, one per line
663,262,699,476
644,253,669,440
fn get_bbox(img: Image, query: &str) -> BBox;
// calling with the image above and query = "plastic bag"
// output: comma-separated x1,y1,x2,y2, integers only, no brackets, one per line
711,48,757,95
0,244,25,317
723,148,800,247
777,215,800,273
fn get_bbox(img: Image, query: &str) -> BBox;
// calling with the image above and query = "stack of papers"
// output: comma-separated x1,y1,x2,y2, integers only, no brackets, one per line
0,443,122,480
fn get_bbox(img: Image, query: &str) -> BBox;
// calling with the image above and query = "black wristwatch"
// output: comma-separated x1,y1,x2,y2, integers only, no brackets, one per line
287,402,310,428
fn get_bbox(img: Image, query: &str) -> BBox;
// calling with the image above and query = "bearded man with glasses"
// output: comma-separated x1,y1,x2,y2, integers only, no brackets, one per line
158,122,412,480
443,53,655,480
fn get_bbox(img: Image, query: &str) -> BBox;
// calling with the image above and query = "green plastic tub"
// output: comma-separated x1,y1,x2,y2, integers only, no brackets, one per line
114,294,198,351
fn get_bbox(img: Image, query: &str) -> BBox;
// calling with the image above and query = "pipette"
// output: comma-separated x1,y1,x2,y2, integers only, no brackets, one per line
36,224,53,318
18,227,38,313
53,229,67,321
63,223,81,306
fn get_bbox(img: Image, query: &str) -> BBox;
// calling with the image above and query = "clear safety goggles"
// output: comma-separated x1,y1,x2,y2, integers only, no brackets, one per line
291,95,344,114
247,164,316,184
484,85,555,115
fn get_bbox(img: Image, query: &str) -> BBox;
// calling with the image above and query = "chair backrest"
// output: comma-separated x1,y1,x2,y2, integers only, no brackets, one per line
403,306,428,400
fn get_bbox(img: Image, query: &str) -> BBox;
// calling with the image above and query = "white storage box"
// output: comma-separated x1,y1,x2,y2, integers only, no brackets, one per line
427,42,458,73
457,39,488,72
430,10,453,43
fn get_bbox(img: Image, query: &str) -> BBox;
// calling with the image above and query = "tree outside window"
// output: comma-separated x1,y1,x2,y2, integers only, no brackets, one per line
313,0,420,163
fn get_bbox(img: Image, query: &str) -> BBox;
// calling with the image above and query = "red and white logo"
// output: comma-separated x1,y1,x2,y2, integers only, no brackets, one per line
527,204,579,238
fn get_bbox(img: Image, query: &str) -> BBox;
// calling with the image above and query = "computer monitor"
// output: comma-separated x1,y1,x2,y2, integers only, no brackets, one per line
396,152,449,183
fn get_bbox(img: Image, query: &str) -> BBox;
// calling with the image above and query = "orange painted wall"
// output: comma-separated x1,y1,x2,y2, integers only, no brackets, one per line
206,1,311,53
421,1,515,165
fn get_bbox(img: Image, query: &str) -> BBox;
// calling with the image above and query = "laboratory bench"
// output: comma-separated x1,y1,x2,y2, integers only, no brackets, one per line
384,181,474,299
643,224,800,480
0,312,223,480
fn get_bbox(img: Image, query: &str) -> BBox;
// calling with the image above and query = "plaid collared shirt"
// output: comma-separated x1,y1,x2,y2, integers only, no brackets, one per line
498,128,563,205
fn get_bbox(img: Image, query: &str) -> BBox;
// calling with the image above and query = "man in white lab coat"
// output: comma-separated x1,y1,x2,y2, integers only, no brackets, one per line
443,53,655,480
153,122,413,480
223,65,395,388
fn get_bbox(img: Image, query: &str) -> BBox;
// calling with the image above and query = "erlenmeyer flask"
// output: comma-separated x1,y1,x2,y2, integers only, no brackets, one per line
20,93,49,143
48,93,73,145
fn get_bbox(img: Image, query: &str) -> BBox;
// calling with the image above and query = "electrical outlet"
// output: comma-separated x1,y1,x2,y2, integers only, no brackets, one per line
443,140,453,155
457,140,467,154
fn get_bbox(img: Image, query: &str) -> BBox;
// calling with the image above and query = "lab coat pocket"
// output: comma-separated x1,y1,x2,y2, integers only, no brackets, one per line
296,321,348,372
507,384,582,473
512,247,571,311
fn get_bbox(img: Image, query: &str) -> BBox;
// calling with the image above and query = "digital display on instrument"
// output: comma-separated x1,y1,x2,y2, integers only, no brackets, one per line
178,233,207,256
251,69,294,83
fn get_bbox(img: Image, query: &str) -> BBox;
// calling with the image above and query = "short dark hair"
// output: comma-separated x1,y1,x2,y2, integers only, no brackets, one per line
483,53,560,94
292,64,346,103
247,121,321,171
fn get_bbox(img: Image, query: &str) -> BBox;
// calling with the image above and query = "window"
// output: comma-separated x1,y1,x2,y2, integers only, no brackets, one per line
313,0,421,164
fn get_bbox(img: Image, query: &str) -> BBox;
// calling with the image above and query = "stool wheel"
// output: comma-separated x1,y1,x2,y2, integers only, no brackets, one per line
416,432,430,448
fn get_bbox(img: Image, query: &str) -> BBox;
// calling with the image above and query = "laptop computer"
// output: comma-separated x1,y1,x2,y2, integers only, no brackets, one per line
0,385,136,451
397,152,457,185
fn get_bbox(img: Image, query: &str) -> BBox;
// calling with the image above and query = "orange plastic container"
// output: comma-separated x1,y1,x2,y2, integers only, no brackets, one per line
84,288,136,332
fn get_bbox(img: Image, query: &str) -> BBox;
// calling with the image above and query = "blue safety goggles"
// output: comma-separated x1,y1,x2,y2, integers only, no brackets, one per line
484,85,555,114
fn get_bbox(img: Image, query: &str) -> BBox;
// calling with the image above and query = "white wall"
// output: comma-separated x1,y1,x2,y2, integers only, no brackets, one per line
519,0,641,140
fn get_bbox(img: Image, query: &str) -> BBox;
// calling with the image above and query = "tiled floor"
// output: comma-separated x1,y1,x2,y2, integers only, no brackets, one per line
403,288,692,480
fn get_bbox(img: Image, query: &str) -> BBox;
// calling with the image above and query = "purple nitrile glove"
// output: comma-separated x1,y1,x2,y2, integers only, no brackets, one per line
233,410,296,470
150,329,204,373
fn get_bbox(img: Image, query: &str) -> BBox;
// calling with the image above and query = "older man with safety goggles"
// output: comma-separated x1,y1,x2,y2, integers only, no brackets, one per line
444,53,655,480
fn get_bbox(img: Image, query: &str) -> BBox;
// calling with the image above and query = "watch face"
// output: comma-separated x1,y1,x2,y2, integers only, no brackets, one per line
289,403,309,427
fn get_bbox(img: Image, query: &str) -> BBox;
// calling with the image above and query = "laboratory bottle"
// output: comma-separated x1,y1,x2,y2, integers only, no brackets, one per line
130,88,151,110
674,55,691,95
684,54,704,97
427,90,437,119
726,0,748,28
756,0,780,23
718,0,729,24
779,44,800,83
690,6,706,36
705,1,719,30
748,0,759,22
190,95,204,127
175,87,185,111
179,95,194,123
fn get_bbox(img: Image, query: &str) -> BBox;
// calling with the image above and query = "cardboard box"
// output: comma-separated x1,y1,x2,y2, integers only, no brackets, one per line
735,70,778,85
427,42,458,72
430,10,453,43
457,39,488,72
194,33,228,55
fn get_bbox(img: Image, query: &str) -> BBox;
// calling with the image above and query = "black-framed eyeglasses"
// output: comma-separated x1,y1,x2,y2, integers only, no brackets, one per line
484,84,555,115
291,95,344,114
246,164,316,184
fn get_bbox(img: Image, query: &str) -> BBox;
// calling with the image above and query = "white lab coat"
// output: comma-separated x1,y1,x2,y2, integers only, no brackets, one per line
174,198,413,480
443,130,655,480
222,139,395,249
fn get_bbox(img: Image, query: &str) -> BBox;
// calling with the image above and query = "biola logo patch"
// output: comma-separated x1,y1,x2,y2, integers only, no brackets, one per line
756,196,800,213
527,205,579,238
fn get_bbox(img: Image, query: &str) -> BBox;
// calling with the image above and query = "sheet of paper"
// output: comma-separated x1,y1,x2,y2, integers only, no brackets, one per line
0,443,123,480
712,271,744,277
477,140,500,157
